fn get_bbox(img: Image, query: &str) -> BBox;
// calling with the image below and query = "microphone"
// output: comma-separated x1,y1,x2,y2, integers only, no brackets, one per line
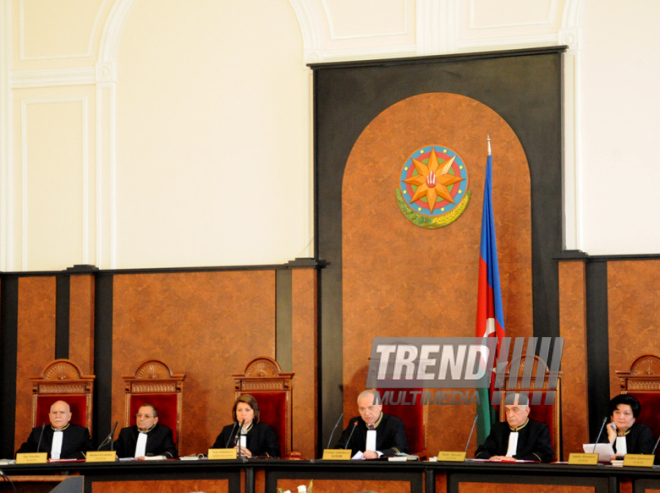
464,414,479,454
235,420,245,457
592,417,608,453
651,433,660,455
326,412,344,449
36,423,46,453
224,422,239,448
97,421,118,451
343,421,359,450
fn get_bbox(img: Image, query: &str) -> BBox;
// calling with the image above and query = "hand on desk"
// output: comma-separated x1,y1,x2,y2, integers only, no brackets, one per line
236,446,252,458
362,450,379,460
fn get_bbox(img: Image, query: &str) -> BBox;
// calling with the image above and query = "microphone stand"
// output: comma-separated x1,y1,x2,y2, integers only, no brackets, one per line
36,423,46,453
235,420,245,458
326,413,344,449
224,422,239,448
592,417,608,453
344,421,359,450
464,414,479,455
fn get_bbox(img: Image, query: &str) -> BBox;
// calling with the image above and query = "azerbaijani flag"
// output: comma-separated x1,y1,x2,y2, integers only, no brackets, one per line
475,138,506,444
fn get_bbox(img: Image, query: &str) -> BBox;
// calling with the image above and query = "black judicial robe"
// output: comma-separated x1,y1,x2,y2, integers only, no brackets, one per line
598,422,655,455
16,424,93,459
475,419,553,462
335,413,408,457
211,422,280,457
114,424,178,458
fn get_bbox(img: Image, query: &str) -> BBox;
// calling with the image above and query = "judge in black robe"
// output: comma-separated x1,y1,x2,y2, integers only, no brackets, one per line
475,393,554,462
334,389,408,458
475,419,553,462
114,423,178,459
211,394,281,458
600,394,655,459
212,421,280,457
16,423,93,460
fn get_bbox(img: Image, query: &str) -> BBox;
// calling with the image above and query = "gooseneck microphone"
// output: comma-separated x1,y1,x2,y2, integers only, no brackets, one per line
464,414,479,454
343,421,359,450
652,433,660,455
97,421,119,451
592,417,608,453
225,422,239,448
36,423,46,453
326,412,344,449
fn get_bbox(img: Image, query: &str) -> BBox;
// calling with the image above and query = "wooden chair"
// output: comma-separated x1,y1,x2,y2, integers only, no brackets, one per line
498,354,562,461
233,356,294,458
616,354,660,438
31,359,95,433
123,359,185,452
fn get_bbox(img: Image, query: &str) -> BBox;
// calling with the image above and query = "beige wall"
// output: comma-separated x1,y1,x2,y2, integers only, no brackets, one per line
1,0,659,272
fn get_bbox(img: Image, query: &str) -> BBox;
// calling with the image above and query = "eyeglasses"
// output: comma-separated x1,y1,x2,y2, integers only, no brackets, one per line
135,414,155,419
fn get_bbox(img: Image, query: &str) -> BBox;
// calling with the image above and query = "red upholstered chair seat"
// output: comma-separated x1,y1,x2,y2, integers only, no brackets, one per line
123,360,185,452
616,355,660,442
30,360,95,433
233,357,294,458
630,392,660,438
128,394,179,444
239,391,287,458
36,395,89,428
379,388,425,455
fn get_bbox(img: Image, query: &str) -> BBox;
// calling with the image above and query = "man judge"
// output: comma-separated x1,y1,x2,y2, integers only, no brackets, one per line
475,393,554,462
114,404,178,459
16,400,93,459
335,389,408,458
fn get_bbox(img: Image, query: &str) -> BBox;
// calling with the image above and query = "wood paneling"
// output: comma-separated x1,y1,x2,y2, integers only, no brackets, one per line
341,92,533,454
292,268,318,458
111,270,277,456
459,483,594,493
608,260,660,397
14,277,56,453
277,478,411,493
559,261,589,458
91,479,229,493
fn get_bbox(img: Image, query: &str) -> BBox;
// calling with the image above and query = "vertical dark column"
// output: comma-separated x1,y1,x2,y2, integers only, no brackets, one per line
93,273,113,448
0,276,19,458
55,274,70,359
586,260,609,440
276,268,293,372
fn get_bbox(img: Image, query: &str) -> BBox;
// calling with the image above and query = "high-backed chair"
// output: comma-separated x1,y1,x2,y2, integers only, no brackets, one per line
616,354,660,437
498,354,562,461
377,387,427,456
123,359,185,452
31,359,95,433
233,356,294,457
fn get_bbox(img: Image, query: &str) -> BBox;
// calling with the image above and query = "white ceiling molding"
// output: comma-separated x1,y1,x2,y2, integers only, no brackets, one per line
321,0,409,39
288,0,323,63
10,67,96,88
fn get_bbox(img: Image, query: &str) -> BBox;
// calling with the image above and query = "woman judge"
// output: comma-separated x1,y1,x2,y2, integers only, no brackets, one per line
211,394,280,458
602,394,655,459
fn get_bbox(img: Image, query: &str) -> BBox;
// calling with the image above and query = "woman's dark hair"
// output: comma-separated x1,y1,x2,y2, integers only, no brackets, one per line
231,394,260,424
608,394,641,418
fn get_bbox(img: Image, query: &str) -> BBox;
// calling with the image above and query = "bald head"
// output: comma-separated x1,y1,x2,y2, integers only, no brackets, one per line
49,400,72,430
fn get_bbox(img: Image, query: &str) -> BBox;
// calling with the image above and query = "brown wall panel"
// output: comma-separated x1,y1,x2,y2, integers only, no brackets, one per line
342,92,533,453
459,483,594,493
111,270,277,456
91,479,229,493
14,277,56,452
277,478,411,493
558,261,589,458
292,268,318,458
608,260,660,397
69,275,95,374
